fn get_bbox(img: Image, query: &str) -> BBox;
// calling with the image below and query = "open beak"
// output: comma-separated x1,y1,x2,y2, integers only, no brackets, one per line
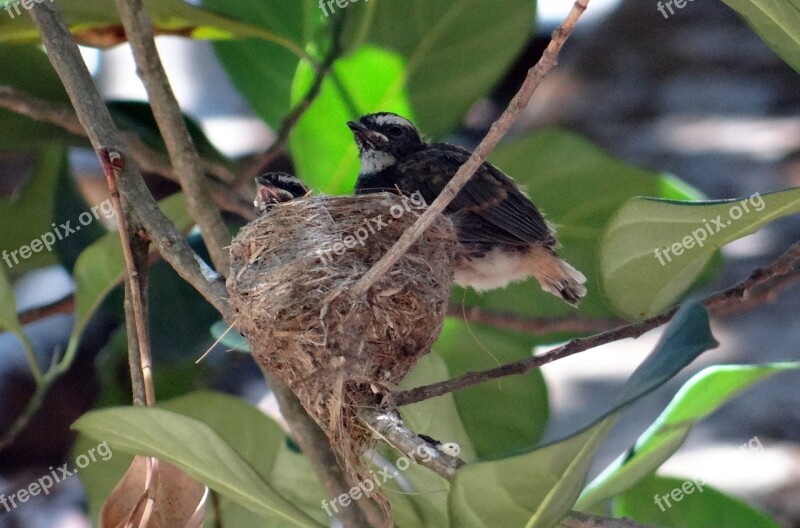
347,121,388,150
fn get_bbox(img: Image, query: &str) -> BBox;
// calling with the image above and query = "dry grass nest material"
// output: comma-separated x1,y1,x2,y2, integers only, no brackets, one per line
227,192,456,499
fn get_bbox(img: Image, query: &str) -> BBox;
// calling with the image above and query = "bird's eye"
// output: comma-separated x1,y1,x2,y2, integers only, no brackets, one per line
388,126,404,137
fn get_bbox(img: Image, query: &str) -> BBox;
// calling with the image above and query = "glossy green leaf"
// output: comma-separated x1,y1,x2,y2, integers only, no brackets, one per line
600,187,800,320
73,406,324,527
0,146,64,273
289,46,413,194
0,0,299,48
613,474,778,527
578,362,799,509
207,0,316,128
342,0,534,137
448,303,717,528
722,0,800,73
455,131,705,323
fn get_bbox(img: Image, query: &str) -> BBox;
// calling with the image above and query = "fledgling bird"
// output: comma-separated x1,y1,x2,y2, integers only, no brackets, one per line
348,113,587,306
253,172,310,215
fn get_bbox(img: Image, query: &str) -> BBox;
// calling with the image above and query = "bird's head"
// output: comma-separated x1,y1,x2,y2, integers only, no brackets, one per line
347,113,425,174
254,172,310,214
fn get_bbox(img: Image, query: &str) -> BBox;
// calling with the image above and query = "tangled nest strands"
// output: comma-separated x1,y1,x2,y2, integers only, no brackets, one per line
227,193,456,522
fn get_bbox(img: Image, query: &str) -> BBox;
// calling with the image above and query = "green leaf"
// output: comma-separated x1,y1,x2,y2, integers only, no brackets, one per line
577,362,799,509
289,46,413,194
73,406,324,527
599,187,800,320
342,0,535,137
0,0,301,49
210,320,251,353
722,0,800,73
207,0,315,128
613,474,779,527
455,130,705,323
77,392,327,525
428,320,548,460
448,303,717,528
0,146,64,273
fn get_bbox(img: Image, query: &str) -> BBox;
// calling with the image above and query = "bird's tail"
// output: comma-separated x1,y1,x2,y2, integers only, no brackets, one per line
524,247,587,307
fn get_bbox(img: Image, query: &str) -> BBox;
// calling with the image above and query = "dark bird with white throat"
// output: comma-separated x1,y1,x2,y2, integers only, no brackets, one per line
348,112,587,306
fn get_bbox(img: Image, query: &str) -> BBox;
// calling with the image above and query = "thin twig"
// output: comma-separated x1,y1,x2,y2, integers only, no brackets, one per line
100,148,156,406
28,1,230,319
111,0,232,275
394,240,800,406
350,0,590,297
450,305,622,335
251,15,344,178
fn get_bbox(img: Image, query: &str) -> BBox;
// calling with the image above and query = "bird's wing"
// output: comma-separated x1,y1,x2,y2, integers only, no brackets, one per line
395,146,555,246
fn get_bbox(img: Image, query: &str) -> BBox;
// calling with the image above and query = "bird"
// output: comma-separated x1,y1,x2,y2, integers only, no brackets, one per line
253,172,310,215
347,112,587,306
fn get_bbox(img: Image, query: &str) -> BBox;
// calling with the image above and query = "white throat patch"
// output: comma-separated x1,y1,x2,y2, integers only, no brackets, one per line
359,150,397,174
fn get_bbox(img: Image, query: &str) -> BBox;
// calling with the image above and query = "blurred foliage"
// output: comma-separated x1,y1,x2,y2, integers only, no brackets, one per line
1,0,799,526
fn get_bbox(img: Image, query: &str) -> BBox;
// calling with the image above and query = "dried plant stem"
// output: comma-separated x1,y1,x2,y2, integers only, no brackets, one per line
351,0,590,297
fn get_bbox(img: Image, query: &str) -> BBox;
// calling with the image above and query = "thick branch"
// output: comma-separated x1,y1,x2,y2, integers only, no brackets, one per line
350,0,589,297
28,2,230,319
112,0,231,275
395,240,800,406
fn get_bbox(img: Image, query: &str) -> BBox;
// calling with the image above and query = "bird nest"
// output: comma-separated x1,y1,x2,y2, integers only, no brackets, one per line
227,192,456,509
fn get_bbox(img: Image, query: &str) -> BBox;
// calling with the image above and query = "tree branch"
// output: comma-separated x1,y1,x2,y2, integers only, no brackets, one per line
101,147,156,406
394,240,800,406
360,409,464,480
350,0,590,297
111,0,232,275
28,1,230,319
250,15,344,178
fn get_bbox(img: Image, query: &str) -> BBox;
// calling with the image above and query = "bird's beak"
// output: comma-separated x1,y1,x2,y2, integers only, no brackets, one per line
347,121,388,150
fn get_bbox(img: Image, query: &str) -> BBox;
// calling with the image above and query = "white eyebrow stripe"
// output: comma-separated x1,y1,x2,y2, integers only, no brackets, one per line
373,114,415,128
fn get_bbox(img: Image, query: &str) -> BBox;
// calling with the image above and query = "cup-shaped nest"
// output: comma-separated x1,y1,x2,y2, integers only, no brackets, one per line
227,192,456,486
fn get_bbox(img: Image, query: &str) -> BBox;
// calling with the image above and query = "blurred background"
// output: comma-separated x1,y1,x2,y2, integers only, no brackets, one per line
1,0,799,526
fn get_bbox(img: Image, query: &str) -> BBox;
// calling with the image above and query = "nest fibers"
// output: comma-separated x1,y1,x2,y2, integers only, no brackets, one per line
227,192,456,515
